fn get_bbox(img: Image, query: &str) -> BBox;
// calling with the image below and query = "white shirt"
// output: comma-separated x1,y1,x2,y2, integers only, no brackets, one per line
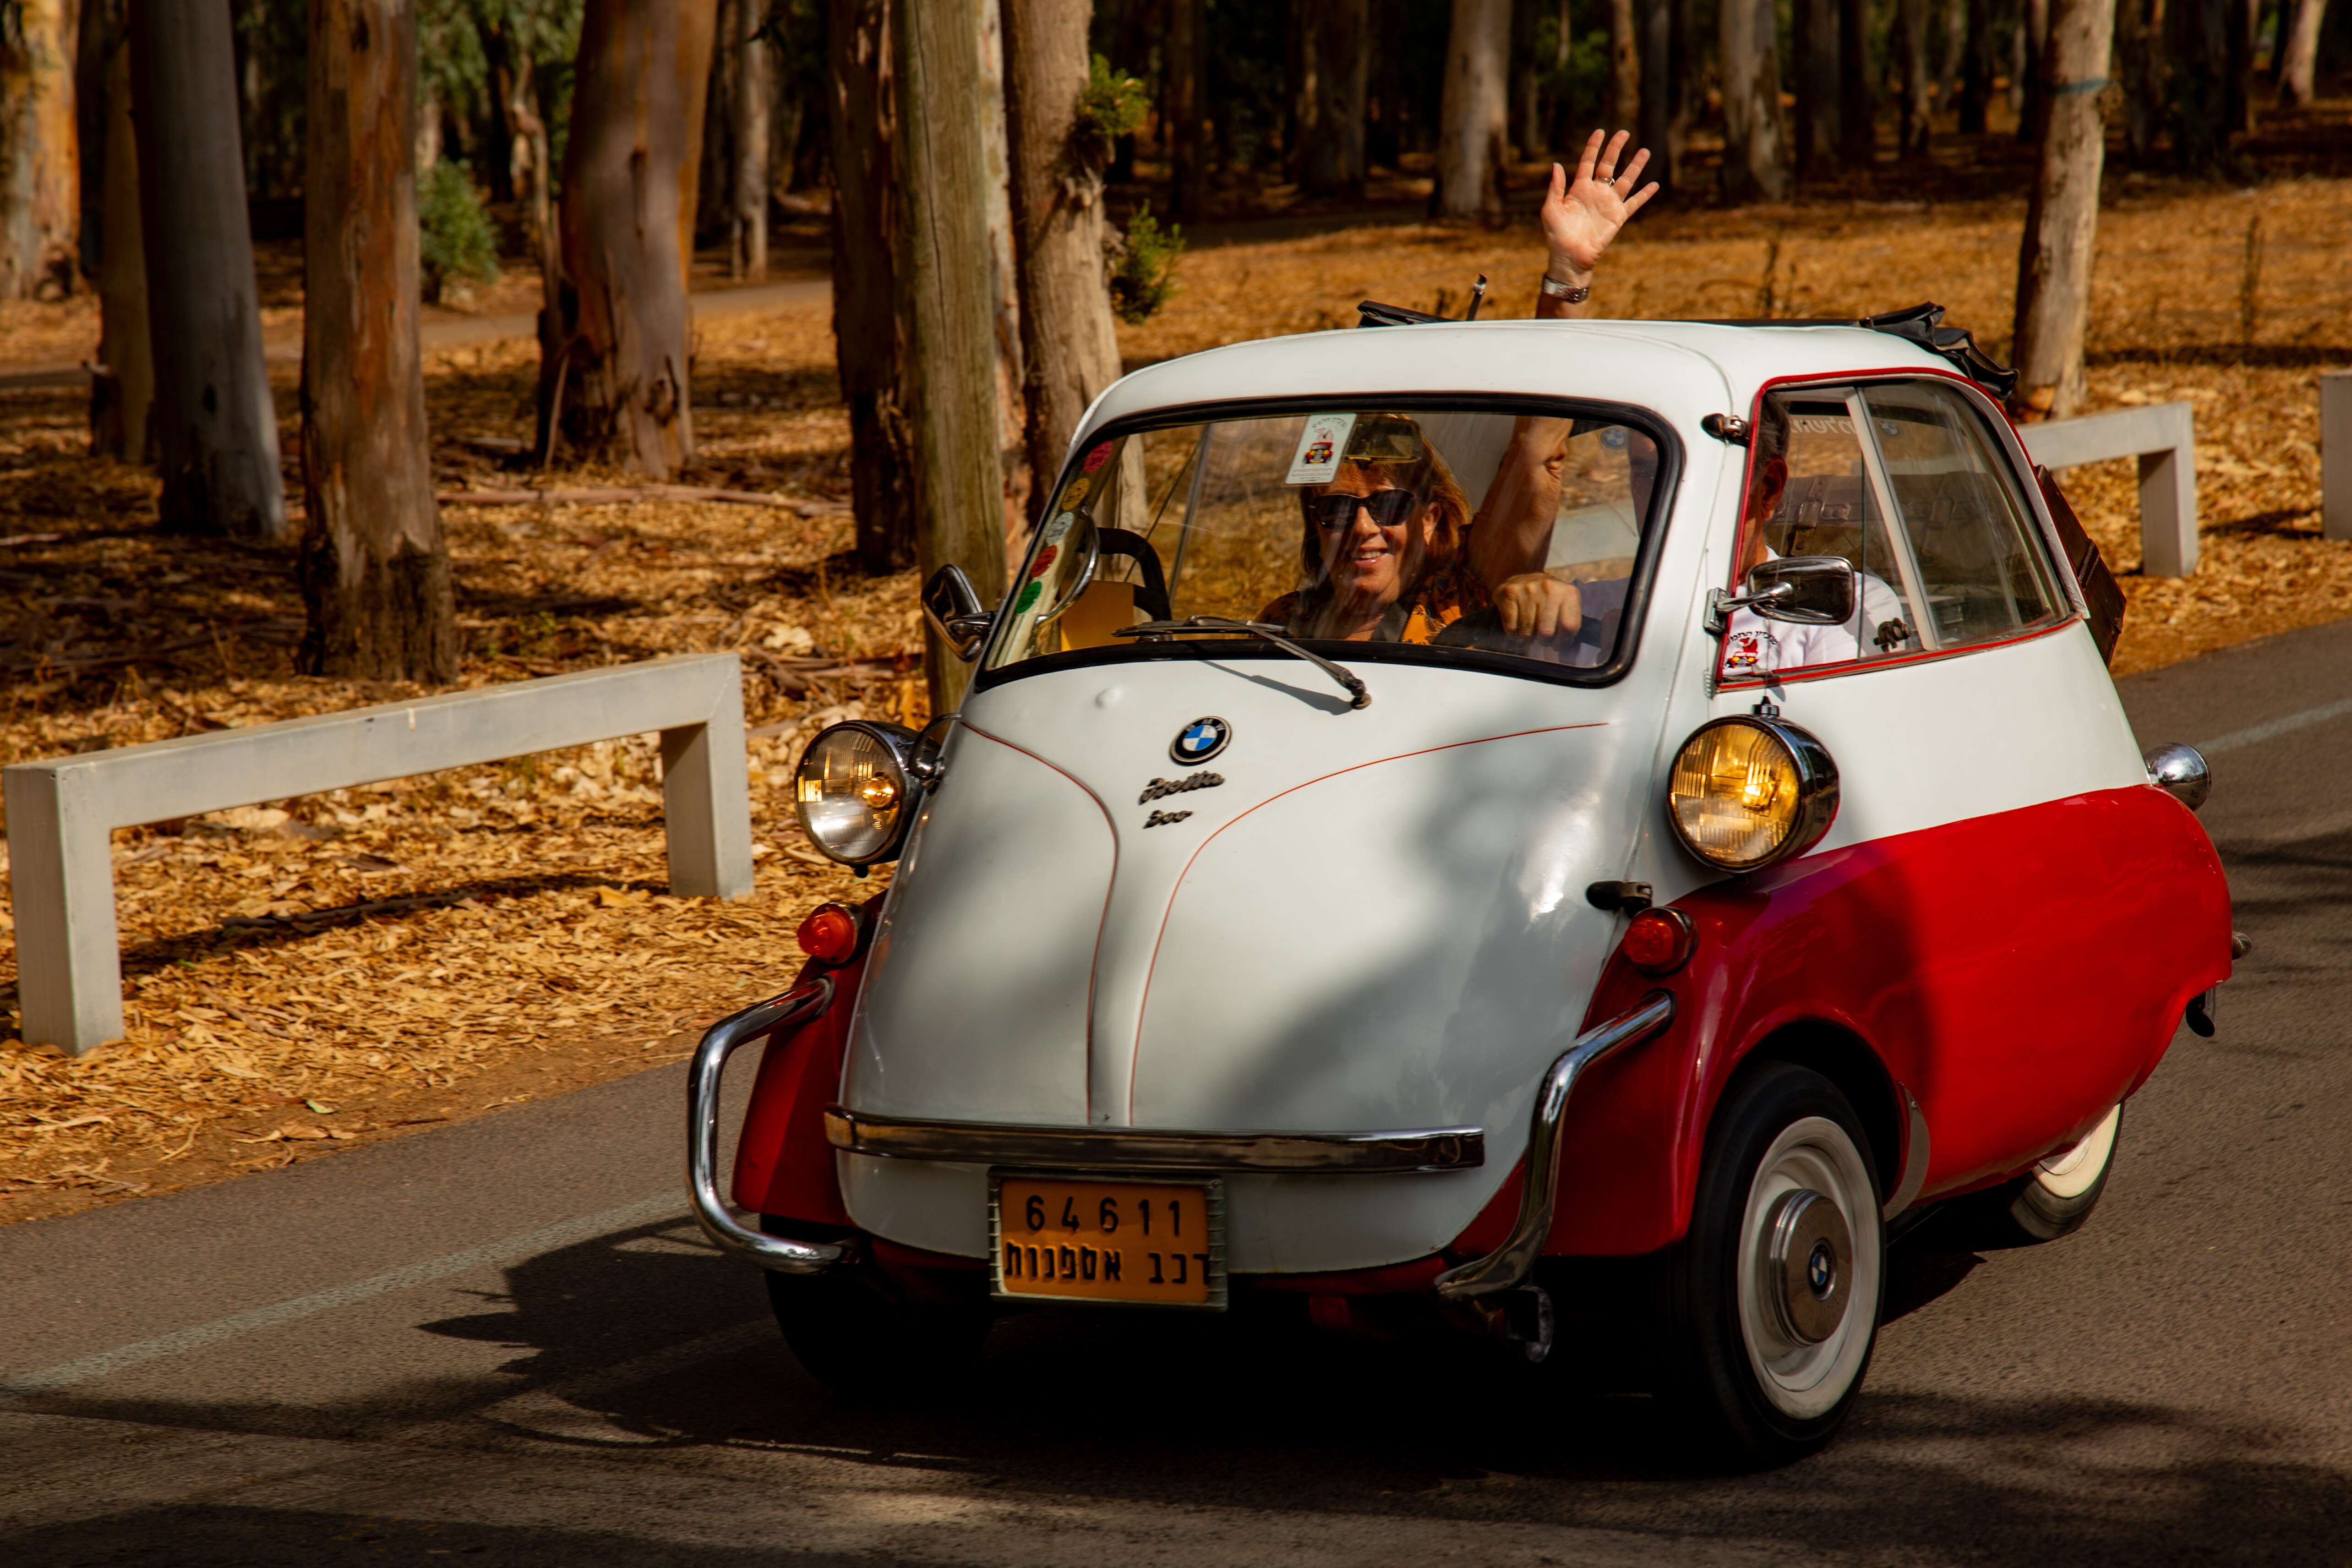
1718,557,1910,680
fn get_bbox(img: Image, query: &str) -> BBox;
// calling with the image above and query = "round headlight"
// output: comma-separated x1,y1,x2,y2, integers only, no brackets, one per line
1666,716,1839,872
795,722,920,865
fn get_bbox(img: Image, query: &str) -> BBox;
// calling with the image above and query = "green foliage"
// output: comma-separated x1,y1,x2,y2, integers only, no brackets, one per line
418,161,501,300
1108,206,1183,325
1074,54,1149,166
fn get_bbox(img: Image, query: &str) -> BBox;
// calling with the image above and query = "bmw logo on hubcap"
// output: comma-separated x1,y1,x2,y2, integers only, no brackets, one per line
1170,716,1231,766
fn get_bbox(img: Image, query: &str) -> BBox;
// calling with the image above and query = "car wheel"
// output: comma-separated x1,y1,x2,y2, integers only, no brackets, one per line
764,1263,991,1402
1659,1061,1884,1468
1967,1102,2123,1245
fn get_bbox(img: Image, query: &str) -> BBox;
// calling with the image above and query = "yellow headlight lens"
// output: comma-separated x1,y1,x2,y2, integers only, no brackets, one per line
796,726,910,863
1670,720,1803,869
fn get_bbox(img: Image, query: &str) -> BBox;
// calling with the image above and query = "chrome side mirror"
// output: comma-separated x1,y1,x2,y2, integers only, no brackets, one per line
922,563,993,662
2144,742,2210,811
1705,555,1857,634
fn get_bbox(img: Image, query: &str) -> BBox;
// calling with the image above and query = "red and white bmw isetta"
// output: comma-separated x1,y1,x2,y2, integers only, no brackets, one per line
688,305,2233,1464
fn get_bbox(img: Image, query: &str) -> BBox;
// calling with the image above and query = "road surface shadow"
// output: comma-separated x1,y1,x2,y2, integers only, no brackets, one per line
0,1506,881,1568
10,1215,2342,1566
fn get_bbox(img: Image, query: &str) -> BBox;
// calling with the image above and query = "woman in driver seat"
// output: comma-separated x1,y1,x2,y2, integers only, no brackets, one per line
1260,413,1588,649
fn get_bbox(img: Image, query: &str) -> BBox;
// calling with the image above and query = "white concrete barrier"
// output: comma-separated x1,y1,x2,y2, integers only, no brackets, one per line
5,655,754,1056
2018,401,2198,577
2323,372,2351,543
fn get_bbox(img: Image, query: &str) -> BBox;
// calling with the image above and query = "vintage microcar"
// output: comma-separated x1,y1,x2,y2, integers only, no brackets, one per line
686,306,2234,1464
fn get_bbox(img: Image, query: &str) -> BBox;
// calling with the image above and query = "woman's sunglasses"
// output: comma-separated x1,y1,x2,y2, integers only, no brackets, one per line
1311,488,1422,532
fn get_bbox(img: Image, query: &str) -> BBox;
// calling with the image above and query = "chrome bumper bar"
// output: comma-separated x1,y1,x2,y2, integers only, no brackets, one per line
1434,990,1677,1301
687,978,843,1274
824,1109,1484,1174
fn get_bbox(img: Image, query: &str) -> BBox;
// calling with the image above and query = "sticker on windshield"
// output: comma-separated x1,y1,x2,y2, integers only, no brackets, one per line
1285,413,1358,486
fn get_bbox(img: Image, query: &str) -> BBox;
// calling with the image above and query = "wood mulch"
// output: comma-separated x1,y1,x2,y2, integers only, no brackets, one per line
3,163,2348,1224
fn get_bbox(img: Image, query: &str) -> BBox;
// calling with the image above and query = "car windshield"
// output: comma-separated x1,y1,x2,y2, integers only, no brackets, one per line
982,404,1667,681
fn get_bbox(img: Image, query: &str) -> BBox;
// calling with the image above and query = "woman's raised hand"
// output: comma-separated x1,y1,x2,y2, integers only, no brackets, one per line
1543,129,1659,282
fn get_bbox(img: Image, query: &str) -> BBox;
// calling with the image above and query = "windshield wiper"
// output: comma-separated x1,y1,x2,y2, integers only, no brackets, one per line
1112,616,1370,710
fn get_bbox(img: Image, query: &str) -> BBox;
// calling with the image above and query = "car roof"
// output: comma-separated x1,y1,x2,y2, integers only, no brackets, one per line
1080,319,1960,443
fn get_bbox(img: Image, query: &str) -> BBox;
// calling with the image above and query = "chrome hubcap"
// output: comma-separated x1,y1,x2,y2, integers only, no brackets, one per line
1735,1115,1882,1421
1765,1188,1853,1345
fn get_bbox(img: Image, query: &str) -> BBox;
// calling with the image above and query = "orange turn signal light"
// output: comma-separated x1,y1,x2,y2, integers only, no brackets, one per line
796,902,860,964
1621,907,1696,975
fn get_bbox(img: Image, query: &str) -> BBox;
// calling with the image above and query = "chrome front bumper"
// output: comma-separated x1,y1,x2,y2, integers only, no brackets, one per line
1434,990,1677,1301
686,978,844,1274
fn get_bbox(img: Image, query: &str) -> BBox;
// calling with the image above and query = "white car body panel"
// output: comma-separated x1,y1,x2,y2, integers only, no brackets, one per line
831,319,2141,1273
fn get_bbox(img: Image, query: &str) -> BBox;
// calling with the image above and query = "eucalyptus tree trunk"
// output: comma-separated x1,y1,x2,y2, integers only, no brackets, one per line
1720,0,1789,201
2166,0,2232,172
2012,0,2119,421
1638,0,1684,193
976,0,1031,558
1896,0,1933,155
497,54,557,290
91,4,150,460
0,0,80,300
2276,0,2328,106
1794,0,1840,179
1838,0,1874,162
826,0,915,575
1166,0,1206,223
299,0,455,683
1433,0,1509,222
128,0,284,540
894,0,1010,710
1609,0,1639,130
537,0,719,478
731,0,769,280
2114,0,2161,158
1003,0,1124,492
1297,0,1370,195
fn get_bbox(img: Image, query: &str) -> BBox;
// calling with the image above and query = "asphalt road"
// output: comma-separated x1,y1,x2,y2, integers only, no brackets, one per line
5,623,2350,1567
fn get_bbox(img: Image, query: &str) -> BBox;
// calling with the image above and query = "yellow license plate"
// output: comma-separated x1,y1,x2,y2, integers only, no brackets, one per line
992,1174,1226,1308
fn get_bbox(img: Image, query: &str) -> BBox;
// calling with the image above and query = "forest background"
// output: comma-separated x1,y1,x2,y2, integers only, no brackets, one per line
0,0,2346,1220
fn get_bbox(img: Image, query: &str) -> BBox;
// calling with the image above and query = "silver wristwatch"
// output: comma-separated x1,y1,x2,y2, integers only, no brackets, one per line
1540,275,1591,303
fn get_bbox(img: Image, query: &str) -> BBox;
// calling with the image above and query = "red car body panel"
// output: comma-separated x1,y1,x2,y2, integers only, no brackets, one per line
1532,783,2233,1257
731,951,863,1226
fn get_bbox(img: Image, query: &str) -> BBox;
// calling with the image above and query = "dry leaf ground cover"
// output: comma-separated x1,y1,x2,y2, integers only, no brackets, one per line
2,167,2348,1224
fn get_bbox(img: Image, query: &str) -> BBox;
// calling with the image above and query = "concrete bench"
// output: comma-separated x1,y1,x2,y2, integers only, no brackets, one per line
5,655,754,1057
2018,401,2198,577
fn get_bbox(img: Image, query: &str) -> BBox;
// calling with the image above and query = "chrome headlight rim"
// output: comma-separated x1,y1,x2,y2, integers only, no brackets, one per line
1666,715,1841,874
793,719,923,867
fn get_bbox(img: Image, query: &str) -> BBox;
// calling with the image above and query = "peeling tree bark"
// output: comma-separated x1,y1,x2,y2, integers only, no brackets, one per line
2011,0,2119,421
1609,0,1639,131
1003,0,1124,500
894,0,1010,712
128,0,284,540
0,0,80,300
825,0,915,576
730,0,769,281
1433,0,1509,223
1720,0,1789,201
2276,0,2328,107
90,2,151,460
298,0,456,683
537,0,719,479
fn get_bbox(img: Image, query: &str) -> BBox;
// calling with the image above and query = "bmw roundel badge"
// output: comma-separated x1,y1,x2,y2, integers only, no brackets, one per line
1170,716,1231,766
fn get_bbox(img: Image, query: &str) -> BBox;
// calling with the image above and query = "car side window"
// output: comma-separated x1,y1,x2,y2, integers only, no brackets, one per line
1853,380,2064,648
1728,380,2063,681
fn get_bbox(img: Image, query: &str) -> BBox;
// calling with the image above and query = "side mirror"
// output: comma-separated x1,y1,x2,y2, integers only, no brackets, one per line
1742,555,1857,627
922,564,993,662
